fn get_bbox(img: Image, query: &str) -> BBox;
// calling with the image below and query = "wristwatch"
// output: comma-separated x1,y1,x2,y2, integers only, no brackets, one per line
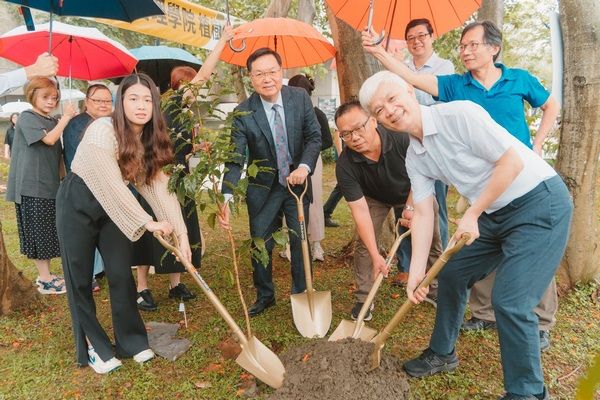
404,204,414,212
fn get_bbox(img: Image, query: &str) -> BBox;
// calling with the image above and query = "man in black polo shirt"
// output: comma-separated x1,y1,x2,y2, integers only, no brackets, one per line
335,100,442,320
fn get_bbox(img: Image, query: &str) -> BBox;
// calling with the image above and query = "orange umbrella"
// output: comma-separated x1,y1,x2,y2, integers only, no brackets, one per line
325,0,481,40
220,18,336,69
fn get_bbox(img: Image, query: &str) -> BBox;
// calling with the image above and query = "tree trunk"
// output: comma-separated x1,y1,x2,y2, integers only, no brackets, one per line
287,0,317,78
263,0,293,18
477,0,504,26
0,221,40,315
555,0,600,288
326,7,380,102
477,0,504,63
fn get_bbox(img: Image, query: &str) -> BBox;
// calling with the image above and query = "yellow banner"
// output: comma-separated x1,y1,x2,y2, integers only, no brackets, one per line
95,0,242,50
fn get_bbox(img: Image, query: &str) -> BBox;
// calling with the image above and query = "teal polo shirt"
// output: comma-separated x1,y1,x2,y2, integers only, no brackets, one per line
436,64,550,148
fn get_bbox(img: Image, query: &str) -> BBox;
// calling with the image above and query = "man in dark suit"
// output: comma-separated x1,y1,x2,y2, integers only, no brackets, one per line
219,48,322,316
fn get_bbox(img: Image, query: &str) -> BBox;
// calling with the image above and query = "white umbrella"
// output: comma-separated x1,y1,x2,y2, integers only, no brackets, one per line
0,101,33,118
60,88,86,102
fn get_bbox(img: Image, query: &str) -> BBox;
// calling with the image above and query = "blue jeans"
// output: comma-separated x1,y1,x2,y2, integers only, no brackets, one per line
429,176,572,395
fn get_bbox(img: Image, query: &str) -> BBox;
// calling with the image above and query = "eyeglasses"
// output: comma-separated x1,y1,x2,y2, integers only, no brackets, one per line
338,118,370,142
250,69,281,81
87,97,113,105
457,42,488,53
406,33,431,44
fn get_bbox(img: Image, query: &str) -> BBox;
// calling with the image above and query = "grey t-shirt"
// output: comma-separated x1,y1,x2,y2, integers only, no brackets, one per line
6,110,62,203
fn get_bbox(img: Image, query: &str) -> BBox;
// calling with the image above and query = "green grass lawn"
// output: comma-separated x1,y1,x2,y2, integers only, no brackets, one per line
0,161,598,400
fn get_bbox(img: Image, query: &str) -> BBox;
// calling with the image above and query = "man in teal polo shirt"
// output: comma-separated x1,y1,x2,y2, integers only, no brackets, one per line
362,20,560,349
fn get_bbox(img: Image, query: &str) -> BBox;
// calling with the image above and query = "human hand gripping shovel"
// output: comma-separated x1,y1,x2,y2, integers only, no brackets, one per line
287,181,332,338
154,232,285,389
329,221,411,342
369,233,471,371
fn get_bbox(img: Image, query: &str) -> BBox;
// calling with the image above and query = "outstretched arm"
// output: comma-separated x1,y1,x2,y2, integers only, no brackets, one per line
362,30,439,97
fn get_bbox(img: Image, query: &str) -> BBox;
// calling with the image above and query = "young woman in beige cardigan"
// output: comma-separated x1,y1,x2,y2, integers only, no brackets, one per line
56,73,191,374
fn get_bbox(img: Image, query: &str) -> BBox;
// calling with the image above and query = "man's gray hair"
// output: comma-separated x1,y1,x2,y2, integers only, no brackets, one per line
359,71,408,113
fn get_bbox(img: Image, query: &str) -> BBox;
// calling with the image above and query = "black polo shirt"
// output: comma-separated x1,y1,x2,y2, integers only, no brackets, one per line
336,126,410,206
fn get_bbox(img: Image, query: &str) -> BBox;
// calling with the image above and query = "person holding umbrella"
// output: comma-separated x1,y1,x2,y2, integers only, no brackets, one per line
6,77,77,294
55,73,191,374
0,52,58,96
133,25,234,311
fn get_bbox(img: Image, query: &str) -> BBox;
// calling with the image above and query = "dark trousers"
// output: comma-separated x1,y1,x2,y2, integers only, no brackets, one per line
56,173,149,366
429,176,572,395
396,180,448,272
249,182,310,302
323,183,342,219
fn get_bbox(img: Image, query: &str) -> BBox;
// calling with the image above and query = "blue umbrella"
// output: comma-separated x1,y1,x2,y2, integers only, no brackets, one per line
4,0,164,52
130,45,202,93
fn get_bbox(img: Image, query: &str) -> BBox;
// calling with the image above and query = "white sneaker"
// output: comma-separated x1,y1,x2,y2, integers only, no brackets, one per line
133,349,155,364
87,347,122,374
311,242,325,262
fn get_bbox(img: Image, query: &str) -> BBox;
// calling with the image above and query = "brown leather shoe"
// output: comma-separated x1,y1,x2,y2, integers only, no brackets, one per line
390,272,409,287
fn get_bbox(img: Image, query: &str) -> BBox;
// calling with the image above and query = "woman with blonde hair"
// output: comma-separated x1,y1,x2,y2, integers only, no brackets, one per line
6,77,76,294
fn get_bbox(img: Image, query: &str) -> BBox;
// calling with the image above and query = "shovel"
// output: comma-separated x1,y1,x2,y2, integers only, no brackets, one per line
329,223,411,342
154,233,285,389
369,233,471,371
287,181,332,338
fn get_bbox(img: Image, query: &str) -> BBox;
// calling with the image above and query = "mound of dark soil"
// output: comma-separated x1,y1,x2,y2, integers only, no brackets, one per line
268,338,410,400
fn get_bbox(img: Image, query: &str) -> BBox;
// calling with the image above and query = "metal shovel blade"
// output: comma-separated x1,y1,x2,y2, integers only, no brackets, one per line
236,335,285,389
290,289,332,338
329,228,412,342
329,319,378,342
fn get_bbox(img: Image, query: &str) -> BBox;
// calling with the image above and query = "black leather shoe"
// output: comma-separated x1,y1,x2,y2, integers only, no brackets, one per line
461,317,496,331
248,298,276,317
168,283,196,301
324,217,340,228
137,289,158,311
403,347,459,377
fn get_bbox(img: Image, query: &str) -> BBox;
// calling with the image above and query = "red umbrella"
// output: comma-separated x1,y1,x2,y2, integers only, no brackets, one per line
0,21,137,80
326,0,481,40
220,18,336,69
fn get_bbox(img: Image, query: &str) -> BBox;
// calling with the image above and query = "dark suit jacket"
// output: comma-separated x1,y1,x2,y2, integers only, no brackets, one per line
223,85,322,217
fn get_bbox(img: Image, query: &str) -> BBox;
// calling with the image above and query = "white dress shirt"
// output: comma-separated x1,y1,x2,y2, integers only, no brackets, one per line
407,52,455,106
406,102,556,213
0,68,27,96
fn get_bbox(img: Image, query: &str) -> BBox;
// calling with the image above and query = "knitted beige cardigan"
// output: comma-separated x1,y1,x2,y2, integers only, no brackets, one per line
71,117,187,241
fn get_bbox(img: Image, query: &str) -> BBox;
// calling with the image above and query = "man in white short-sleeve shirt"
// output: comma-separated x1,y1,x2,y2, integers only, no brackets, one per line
358,71,572,400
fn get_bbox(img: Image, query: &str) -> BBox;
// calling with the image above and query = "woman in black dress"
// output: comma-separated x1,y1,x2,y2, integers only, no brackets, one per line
134,25,234,310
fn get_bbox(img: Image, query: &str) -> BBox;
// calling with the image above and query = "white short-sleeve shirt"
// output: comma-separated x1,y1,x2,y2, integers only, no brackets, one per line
406,101,556,213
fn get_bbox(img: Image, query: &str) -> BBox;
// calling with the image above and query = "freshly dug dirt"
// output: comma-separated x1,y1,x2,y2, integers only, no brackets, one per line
267,338,410,400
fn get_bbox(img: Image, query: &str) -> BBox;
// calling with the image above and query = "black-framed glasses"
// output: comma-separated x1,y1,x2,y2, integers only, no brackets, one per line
250,69,282,81
406,33,431,44
457,42,489,53
338,118,370,142
87,97,113,105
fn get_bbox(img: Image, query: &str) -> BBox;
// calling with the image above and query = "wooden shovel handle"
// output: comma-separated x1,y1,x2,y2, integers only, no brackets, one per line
153,232,250,347
372,233,471,346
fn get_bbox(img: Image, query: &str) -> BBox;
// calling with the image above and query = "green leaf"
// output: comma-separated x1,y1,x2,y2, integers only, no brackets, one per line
247,163,259,178
207,212,217,229
271,230,288,247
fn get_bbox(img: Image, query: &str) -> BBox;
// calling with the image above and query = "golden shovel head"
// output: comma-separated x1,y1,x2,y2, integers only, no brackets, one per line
328,319,378,342
236,335,286,389
290,289,332,338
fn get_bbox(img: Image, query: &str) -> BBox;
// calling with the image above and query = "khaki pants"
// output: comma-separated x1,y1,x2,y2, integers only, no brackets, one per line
469,272,558,331
353,197,442,302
